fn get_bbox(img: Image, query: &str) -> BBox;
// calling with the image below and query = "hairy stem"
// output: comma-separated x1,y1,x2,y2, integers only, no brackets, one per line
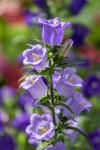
49,60,56,125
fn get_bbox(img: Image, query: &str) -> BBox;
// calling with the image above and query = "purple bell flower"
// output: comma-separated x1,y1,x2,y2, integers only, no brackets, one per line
83,74,100,97
26,113,55,142
0,135,16,150
65,92,92,117
53,67,82,98
38,17,72,47
61,67,83,87
45,141,67,150
20,75,48,99
69,0,88,15
12,113,30,131
23,44,48,71
18,92,36,110
88,129,100,150
55,92,92,119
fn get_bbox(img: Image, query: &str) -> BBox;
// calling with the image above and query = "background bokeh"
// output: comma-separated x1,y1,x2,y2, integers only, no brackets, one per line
0,0,100,150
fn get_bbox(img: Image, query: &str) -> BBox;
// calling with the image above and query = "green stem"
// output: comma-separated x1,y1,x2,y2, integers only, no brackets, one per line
49,60,56,125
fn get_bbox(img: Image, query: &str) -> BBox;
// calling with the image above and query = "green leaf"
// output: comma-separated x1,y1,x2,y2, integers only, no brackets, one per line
37,141,51,150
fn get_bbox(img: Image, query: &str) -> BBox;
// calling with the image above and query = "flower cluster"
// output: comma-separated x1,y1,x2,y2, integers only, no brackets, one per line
19,17,92,149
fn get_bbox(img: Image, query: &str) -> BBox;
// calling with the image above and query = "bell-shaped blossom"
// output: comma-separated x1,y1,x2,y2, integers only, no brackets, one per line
55,92,92,120
12,113,30,131
53,67,82,98
39,17,72,46
66,92,92,116
20,75,48,99
83,74,100,97
26,113,55,142
45,141,67,150
61,67,83,87
23,44,48,71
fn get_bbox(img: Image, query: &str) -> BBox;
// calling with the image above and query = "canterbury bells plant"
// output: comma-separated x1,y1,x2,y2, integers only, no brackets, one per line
19,17,92,150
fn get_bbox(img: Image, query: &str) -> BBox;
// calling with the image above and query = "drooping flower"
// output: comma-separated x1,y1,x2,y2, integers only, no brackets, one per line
65,92,92,117
23,44,48,71
55,92,92,119
69,0,88,15
61,67,83,87
12,113,30,131
26,113,55,143
53,67,82,97
45,141,67,150
53,68,74,97
72,24,89,47
83,74,100,97
0,134,16,150
39,17,72,47
88,129,100,150
20,75,48,99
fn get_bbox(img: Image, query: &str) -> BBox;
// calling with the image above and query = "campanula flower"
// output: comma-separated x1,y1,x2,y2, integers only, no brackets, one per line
88,129,100,150
23,44,48,71
55,92,92,119
39,17,72,46
65,92,92,118
20,75,48,99
12,113,30,131
26,113,55,142
83,74,100,97
45,141,67,150
61,67,83,87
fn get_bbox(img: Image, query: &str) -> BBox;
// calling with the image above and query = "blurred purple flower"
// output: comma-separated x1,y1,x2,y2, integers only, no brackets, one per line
0,86,16,103
23,10,44,26
72,24,89,47
39,17,72,47
45,141,67,150
26,113,55,142
33,0,51,18
23,44,48,71
69,0,88,15
0,135,15,150
18,92,36,110
20,75,48,99
83,74,100,97
0,113,4,134
88,129,100,150
12,113,30,131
